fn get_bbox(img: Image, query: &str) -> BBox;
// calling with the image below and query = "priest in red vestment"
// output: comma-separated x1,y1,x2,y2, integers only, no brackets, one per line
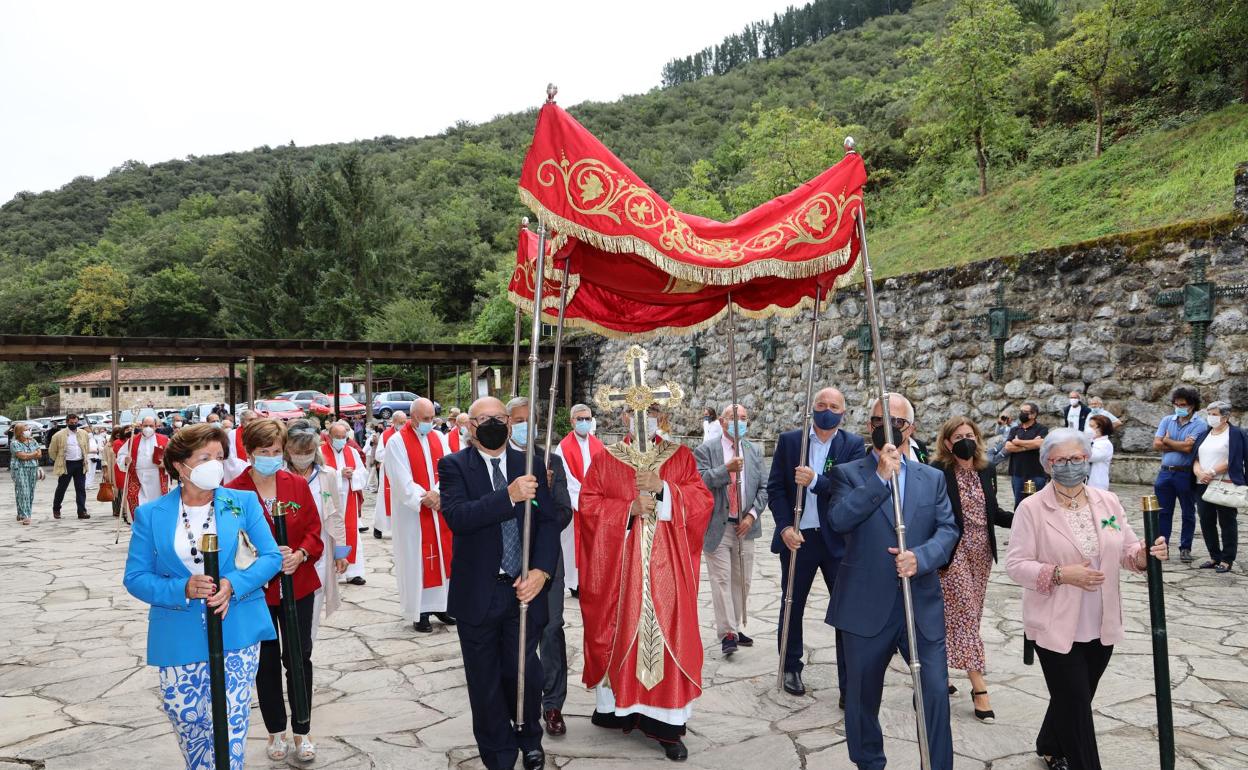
554,403,604,594
579,401,713,762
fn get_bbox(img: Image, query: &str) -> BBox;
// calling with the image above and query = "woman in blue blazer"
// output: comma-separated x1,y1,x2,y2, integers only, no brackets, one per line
124,424,282,769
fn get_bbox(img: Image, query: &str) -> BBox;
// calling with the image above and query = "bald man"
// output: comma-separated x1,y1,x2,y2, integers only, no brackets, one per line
438,396,559,770
373,410,409,539
765,386,864,700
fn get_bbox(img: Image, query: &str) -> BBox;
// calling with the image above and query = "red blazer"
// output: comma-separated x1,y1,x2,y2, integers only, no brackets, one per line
227,469,324,604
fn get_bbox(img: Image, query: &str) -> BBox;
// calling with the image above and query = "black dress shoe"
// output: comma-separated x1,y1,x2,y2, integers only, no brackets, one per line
735,631,753,647
569,588,579,599
77,512,91,519
662,739,688,761
434,612,457,626
523,748,545,769
783,670,805,696
413,614,433,633
721,633,738,657
543,707,566,736
373,528,383,539
346,576,366,586
839,693,845,710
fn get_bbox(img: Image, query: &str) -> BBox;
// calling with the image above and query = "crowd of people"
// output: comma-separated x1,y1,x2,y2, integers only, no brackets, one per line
9,382,1240,770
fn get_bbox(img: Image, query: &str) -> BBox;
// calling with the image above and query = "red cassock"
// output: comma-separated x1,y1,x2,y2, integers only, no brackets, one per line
579,443,713,712
226,469,324,604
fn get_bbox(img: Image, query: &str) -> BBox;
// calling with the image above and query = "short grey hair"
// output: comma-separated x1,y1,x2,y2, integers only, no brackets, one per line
505,397,529,416
240,409,259,423
867,393,915,422
570,403,591,418
1207,400,1233,414
1040,427,1092,468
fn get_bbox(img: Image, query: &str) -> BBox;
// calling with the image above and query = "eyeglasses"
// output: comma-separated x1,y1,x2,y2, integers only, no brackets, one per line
574,417,593,423
1050,457,1087,467
868,416,911,430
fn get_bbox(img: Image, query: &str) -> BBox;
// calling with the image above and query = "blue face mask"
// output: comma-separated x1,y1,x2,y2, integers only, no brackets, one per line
1174,407,1190,418
574,418,593,437
253,455,284,476
813,409,843,430
416,421,433,437
725,420,748,439
511,422,529,447
331,438,347,452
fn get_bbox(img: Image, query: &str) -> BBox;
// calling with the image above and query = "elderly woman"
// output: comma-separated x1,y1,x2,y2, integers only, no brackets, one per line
225,418,324,763
932,416,1013,722
123,424,282,769
1086,415,1115,491
10,422,43,525
1192,401,1245,573
285,418,349,637
1006,428,1167,770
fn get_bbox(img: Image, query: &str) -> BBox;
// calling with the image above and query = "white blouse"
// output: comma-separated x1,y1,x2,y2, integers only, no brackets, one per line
174,502,217,576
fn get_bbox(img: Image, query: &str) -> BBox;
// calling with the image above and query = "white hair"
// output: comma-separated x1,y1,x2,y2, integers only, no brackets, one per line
506,397,529,416
570,403,591,418
1039,427,1092,467
866,393,915,422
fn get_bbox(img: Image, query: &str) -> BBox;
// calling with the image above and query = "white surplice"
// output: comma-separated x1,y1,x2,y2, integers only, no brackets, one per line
383,430,450,621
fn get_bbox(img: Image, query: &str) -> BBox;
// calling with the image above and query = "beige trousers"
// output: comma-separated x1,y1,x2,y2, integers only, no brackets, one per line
706,522,755,640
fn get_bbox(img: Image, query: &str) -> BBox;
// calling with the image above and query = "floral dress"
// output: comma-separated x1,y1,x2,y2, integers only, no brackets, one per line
941,467,994,672
11,439,40,520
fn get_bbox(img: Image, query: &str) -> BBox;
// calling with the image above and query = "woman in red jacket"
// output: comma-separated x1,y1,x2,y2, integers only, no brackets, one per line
226,417,324,763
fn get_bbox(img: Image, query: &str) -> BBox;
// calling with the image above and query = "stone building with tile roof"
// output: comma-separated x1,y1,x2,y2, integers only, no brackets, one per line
55,364,239,413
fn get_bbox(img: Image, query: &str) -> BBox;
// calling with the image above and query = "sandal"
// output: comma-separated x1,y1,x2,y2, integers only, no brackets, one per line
266,733,289,761
1199,560,1219,569
20,518,30,526
295,737,316,762
1216,562,1234,574
971,689,995,723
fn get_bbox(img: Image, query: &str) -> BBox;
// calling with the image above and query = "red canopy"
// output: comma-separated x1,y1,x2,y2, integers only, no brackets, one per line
509,102,867,338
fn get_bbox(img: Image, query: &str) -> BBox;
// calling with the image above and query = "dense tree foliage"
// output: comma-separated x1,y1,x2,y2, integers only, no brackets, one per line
0,0,1242,411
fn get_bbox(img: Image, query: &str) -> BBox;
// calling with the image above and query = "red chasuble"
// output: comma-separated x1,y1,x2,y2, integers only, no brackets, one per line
380,426,396,520
124,432,169,517
558,430,604,572
321,443,362,564
447,429,464,452
579,442,713,711
398,423,453,587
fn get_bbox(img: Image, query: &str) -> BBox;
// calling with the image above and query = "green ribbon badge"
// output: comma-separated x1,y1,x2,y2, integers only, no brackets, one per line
1100,515,1119,531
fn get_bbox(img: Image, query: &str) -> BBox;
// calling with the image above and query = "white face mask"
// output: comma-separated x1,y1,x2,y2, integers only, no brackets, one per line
290,452,317,469
186,459,225,491
1070,398,1080,407
1208,415,1223,429
646,417,660,435
141,426,155,438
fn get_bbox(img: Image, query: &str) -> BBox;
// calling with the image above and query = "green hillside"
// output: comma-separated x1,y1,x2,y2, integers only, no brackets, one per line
871,103,1248,275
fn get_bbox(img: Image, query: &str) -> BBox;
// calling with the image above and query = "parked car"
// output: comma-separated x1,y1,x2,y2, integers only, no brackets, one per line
252,399,305,422
279,390,369,419
372,391,421,419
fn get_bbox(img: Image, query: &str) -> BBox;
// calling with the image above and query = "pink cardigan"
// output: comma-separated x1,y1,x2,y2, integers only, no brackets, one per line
1005,484,1146,654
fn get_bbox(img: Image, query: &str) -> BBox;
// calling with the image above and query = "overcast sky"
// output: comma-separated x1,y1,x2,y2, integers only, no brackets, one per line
0,0,799,204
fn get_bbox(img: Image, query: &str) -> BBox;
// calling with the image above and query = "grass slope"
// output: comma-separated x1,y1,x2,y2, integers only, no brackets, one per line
871,103,1248,276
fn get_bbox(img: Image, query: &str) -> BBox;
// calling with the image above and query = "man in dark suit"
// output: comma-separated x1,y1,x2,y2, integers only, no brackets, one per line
503,396,576,738
439,396,560,770
827,393,958,770
766,386,865,698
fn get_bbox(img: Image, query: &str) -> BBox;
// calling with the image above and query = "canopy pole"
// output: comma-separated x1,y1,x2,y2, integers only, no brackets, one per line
776,285,822,690
332,364,341,420
517,222,549,731
246,356,256,407
228,362,236,417
365,359,374,427
726,292,743,515
856,204,932,770
542,258,571,462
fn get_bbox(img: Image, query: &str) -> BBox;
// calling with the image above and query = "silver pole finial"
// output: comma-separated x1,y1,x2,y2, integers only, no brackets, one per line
521,216,529,228
546,83,558,103
844,136,857,153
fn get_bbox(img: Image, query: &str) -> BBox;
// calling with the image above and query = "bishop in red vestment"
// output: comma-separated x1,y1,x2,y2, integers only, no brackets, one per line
579,418,712,761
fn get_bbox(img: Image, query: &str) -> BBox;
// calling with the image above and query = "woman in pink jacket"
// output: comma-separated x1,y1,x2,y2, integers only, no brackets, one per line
1006,428,1168,770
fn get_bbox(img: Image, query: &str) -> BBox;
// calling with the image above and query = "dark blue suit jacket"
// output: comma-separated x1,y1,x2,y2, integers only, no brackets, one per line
825,454,958,640
766,427,866,557
438,446,560,626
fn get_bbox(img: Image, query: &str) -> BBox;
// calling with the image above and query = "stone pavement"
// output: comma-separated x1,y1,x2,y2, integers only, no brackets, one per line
1,472,1246,770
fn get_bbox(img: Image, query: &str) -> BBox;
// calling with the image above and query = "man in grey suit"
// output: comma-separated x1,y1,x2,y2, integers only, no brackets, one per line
694,404,768,657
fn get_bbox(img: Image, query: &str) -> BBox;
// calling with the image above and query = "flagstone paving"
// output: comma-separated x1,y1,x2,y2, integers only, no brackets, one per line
1,472,1245,769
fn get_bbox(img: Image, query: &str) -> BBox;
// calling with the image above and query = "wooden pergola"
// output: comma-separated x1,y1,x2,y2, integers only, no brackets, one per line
0,335,578,424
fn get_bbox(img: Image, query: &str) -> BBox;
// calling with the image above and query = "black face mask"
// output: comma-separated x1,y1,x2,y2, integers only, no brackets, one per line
952,437,977,461
474,419,509,451
870,425,891,451
1019,412,1032,424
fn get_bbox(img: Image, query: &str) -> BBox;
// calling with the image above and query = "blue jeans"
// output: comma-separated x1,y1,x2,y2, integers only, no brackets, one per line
1011,474,1048,509
1154,469,1197,550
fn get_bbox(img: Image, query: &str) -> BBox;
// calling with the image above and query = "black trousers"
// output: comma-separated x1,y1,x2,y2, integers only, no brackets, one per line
539,556,567,711
1036,640,1114,770
776,528,847,693
53,459,87,515
258,593,315,735
458,579,545,770
1196,485,1238,565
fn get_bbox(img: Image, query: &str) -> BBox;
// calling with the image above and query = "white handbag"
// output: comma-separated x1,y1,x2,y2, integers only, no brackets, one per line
1202,478,1248,509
